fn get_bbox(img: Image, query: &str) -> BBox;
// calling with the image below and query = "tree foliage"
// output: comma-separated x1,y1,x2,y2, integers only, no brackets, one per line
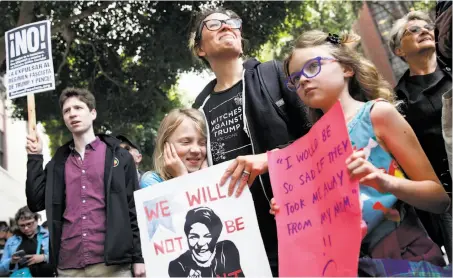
0,1,369,169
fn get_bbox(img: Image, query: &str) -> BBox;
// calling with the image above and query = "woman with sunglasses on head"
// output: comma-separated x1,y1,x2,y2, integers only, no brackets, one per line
189,8,310,276
0,206,53,277
269,29,451,275
389,11,453,262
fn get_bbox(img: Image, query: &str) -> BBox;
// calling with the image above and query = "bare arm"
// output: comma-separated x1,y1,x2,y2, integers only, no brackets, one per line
371,101,450,213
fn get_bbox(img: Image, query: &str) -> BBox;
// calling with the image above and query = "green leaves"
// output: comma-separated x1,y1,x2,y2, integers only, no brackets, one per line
1,1,432,170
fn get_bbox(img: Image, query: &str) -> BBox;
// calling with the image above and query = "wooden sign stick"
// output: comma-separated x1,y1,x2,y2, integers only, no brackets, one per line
27,93,37,140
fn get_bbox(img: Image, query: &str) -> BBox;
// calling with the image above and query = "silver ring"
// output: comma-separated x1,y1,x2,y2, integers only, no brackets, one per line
243,170,250,175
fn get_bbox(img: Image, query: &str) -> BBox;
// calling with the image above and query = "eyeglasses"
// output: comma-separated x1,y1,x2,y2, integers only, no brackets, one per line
286,56,338,92
18,221,35,229
402,23,435,37
202,18,242,31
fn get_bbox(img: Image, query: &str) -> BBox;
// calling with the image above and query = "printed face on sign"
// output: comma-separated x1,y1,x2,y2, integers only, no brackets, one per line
168,206,245,277
167,118,207,173
62,96,96,135
188,223,214,262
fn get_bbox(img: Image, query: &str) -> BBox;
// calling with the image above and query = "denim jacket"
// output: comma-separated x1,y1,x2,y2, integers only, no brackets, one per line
0,226,49,275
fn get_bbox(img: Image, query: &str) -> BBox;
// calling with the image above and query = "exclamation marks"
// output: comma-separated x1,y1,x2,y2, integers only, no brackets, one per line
323,235,332,256
40,25,46,49
9,33,15,58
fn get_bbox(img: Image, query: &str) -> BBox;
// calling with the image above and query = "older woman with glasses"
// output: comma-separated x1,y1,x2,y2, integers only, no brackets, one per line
389,10,452,263
0,206,53,277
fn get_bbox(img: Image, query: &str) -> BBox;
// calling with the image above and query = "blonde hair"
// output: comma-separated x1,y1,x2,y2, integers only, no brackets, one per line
284,30,396,123
153,108,207,181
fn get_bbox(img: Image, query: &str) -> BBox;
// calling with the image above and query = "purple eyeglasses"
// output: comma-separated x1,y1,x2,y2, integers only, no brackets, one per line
286,56,337,92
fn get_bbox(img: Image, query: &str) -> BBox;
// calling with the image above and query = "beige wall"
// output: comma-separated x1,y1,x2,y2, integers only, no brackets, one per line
0,98,49,223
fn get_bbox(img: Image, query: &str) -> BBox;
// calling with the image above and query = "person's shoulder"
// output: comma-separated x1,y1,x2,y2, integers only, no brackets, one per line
142,171,162,181
193,79,217,108
168,251,190,276
369,100,402,131
394,69,411,91
169,250,191,265
243,58,261,70
5,234,20,245
38,226,49,237
116,146,131,159
218,240,238,250
140,171,164,188
370,100,398,119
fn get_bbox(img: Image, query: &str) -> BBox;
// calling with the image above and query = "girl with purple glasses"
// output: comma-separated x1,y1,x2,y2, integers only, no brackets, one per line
270,30,450,275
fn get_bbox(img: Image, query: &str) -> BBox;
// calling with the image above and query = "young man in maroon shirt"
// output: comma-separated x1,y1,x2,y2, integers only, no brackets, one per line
26,88,145,277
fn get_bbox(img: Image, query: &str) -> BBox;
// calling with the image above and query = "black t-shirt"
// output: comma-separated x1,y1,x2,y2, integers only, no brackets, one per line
17,233,40,256
15,233,53,277
203,81,253,164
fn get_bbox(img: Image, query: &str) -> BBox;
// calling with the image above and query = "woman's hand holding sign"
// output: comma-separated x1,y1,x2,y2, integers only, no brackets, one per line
220,153,268,197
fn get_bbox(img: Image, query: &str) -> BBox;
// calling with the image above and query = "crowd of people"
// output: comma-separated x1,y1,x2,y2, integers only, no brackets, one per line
0,2,451,277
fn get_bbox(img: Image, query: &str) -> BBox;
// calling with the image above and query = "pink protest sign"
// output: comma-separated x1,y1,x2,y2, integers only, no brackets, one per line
268,101,362,277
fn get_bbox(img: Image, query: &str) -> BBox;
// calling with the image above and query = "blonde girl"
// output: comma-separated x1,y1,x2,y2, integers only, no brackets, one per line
140,108,208,188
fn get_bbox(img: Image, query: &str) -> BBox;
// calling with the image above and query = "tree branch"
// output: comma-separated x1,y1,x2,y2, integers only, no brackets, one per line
0,2,36,70
78,39,132,92
55,41,72,84
51,2,111,35
55,26,75,84
0,2,110,66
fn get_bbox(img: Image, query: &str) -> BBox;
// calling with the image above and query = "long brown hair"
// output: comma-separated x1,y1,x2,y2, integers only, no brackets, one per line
284,30,396,123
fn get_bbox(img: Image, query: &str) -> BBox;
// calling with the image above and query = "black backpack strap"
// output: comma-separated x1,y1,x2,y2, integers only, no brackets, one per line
257,60,290,124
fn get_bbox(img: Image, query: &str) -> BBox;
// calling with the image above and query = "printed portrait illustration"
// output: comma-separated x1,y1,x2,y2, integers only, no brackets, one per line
168,207,244,278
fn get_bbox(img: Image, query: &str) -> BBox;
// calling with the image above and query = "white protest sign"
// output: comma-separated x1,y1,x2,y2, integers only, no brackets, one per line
5,20,55,99
134,161,272,277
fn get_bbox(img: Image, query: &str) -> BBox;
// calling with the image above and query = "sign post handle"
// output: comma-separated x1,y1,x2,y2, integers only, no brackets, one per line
27,93,36,139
